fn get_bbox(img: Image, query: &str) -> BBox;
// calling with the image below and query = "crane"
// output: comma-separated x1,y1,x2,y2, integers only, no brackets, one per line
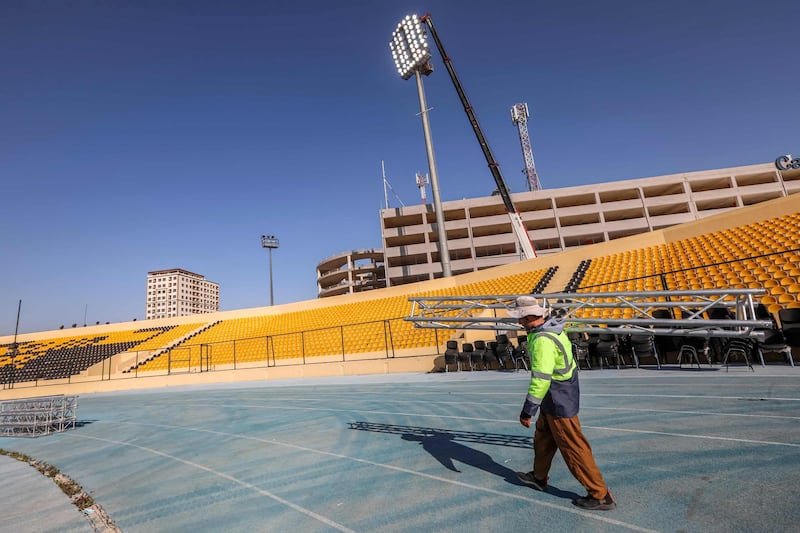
510,103,542,192
419,14,537,259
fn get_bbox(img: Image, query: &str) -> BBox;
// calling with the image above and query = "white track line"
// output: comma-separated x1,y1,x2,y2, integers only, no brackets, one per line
171,397,800,421
582,425,800,448
583,393,800,401
172,402,800,448
584,405,800,420
94,421,660,533
424,392,800,401
218,390,800,401
71,433,356,533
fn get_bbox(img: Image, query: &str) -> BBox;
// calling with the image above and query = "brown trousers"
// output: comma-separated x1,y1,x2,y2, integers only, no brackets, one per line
533,412,608,499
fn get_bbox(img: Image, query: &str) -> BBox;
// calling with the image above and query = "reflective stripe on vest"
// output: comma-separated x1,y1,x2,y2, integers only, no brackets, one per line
534,332,575,376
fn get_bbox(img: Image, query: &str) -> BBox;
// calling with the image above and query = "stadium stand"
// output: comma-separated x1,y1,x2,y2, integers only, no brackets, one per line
0,325,204,383
129,267,550,372
571,212,800,319
1,195,798,396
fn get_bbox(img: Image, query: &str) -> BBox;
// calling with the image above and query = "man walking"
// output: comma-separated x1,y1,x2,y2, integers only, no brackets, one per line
511,295,616,511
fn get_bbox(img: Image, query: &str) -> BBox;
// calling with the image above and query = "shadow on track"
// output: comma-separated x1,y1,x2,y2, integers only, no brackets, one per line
349,421,581,501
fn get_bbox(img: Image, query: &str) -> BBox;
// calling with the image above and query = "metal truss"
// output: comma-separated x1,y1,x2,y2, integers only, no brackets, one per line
406,289,773,340
0,395,78,437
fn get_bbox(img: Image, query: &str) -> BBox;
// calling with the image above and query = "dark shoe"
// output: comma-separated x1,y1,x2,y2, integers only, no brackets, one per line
516,471,547,491
573,491,616,511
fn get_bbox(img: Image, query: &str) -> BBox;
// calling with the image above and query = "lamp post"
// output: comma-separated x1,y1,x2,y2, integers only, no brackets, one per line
389,14,452,278
260,235,279,306
8,300,21,389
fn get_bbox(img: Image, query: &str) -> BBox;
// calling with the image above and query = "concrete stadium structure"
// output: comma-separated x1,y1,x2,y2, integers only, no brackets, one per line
380,161,800,286
317,249,386,298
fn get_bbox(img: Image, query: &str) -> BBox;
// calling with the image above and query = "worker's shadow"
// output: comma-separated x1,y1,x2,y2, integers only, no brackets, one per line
401,431,580,501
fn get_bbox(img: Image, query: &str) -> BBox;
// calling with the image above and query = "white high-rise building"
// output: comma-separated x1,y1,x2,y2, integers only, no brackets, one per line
145,268,219,320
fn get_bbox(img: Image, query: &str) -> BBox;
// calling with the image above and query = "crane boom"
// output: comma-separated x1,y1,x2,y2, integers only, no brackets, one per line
420,13,536,260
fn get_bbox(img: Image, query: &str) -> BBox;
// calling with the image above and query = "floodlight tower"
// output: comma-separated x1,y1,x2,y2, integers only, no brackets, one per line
8,300,21,389
510,103,542,192
260,235,279,306
389,14,452,278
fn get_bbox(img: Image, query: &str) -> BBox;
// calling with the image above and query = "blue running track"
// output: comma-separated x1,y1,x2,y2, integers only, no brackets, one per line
1,367,798,533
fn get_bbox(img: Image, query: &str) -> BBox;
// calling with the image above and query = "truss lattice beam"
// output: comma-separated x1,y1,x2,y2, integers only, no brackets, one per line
406,289,772,340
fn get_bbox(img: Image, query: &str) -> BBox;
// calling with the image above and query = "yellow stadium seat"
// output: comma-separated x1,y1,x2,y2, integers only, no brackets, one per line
787,284,800,298
769,286,787,296
761,295,777,306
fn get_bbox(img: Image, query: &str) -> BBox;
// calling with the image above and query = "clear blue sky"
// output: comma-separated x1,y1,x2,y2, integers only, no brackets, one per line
2,0,798,335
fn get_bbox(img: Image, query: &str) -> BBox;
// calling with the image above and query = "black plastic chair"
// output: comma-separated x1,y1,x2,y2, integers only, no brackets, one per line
485,341,500,370
777,308,800,367
651,308,679,363
630,333,660,369
460,343,475,370
707,306,735,363
757,328,792,366
472,340,488,370
444,340,460,372
721,337,755,371
567,331,591,370
677,336,708,369
778,308,800,328
495,334,514,369
754,304,793,367
512,335,530,371
594,333,623,369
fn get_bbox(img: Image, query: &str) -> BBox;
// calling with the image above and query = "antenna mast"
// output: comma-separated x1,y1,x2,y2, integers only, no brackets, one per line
415,173,429,204
9,300,21,388
382,161,389,209
381,161,405,209
510,103,542,192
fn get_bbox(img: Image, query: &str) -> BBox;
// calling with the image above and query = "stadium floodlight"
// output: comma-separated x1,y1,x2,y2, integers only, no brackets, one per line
389,14,452,277
261,235,279,306
389,14,433,80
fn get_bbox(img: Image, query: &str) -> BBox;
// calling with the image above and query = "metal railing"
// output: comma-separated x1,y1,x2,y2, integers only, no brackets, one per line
2,317,446,388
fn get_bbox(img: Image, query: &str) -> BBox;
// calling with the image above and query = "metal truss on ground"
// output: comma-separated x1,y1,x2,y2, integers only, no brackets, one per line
406,289,773,340
0,395,78,437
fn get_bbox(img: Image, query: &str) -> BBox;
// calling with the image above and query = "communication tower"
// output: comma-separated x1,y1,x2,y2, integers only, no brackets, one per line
415,173,429,204
510,103,542,192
